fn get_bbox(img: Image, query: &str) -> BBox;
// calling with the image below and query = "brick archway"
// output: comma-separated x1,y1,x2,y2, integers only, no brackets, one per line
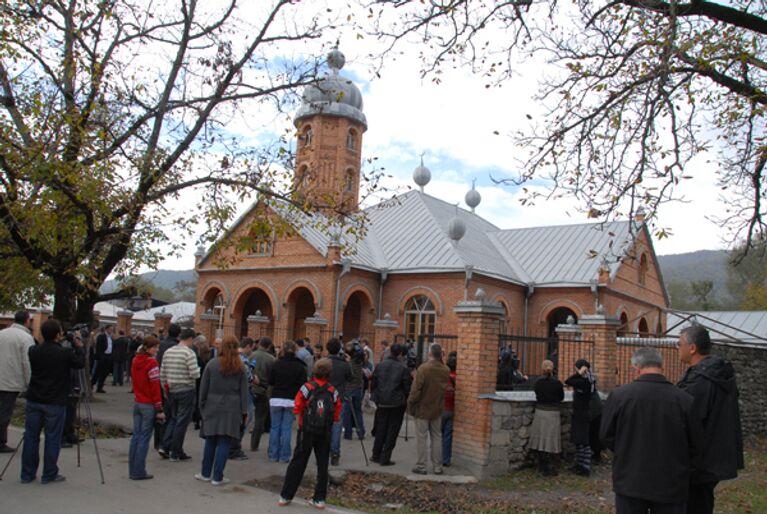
397,286,444,316
285,286,316,341
232,286,275,339
283,279,322,309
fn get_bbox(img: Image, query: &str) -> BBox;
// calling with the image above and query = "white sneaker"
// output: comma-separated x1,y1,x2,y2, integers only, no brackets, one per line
277,497,291,506
194,473,211,482
211,477,230,486
309,499,326,509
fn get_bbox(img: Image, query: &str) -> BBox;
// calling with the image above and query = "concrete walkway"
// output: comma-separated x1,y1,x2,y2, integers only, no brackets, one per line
1,383,474,513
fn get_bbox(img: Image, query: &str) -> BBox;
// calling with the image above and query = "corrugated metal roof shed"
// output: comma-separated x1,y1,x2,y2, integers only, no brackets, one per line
667,311,767,346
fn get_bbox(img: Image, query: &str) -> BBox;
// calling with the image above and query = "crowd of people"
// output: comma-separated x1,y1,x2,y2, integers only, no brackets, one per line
0,312,745,514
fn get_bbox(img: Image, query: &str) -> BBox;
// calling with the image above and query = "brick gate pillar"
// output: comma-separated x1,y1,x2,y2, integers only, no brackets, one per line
452,289,504,478
116,310,134,336
304,314,329,347
247,312,271,341
372,313,399,358
198,313,219,343
579,314,620,392
154,311,173,338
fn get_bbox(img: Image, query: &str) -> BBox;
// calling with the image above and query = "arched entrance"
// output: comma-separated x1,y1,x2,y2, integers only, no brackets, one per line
547,307,578,337
546,306,578,370
236,288,274,339
287,287,315,340
342,291,373,340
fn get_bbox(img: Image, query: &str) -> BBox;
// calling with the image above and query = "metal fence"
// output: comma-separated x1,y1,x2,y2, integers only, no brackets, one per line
498,331,595,391
615,336,685,386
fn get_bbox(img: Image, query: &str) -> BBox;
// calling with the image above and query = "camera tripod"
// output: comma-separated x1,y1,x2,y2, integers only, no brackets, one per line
0,368,105,484
344,394,369,466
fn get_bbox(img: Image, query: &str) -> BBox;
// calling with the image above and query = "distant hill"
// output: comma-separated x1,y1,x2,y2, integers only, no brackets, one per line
657,250,733,309
102,269,197,297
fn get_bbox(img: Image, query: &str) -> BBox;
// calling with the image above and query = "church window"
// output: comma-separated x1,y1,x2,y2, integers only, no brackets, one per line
346,129,356,150
303,127,313,148
638,253,648,286
404,295,436,342
344,169,355,192
213,293,226,331
638,317,649,337
250,239,272,256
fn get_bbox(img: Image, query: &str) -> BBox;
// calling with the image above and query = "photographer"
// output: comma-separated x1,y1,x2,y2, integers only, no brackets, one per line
60,331,84,448
342,340,366,442
21,318,85,484
370,343,411,466
326,338,352,466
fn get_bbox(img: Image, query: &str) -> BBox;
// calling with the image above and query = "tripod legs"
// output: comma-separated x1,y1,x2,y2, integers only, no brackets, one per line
0,435,23,481
80,394,105,484
344,396,369,466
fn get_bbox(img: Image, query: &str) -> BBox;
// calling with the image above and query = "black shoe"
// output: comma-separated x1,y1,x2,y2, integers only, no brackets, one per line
158,449,169,459
41,475,66,484
96,389,106,394
411,467,427,475
130,474,154,480
330,454,339,466
0,445,15,454
170,453,192,462
371,456,380,463
380,460,395,466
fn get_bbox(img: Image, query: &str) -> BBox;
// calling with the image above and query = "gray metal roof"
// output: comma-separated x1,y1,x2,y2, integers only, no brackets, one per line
667,311,767,346
207,190,647,289
492,220,633,286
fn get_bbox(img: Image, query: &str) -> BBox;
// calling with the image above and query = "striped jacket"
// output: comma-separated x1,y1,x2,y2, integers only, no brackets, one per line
159,344,200,393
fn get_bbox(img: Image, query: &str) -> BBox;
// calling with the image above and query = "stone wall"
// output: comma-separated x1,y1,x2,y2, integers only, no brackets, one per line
484,392,574,476
712,342,767,437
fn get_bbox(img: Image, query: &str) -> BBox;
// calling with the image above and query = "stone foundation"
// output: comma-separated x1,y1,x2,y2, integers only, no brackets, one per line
479,391,575,476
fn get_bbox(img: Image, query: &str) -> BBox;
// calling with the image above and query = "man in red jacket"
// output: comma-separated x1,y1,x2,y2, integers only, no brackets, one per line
278,358,341,510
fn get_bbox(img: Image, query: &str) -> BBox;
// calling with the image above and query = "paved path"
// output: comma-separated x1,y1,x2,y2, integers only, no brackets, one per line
1,383,474,513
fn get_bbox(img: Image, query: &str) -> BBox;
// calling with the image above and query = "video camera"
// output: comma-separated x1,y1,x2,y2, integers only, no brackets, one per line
349,340,365,363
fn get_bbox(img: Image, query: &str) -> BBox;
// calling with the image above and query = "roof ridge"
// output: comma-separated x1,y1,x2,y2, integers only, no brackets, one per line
500,219,631,233
486,232,532,284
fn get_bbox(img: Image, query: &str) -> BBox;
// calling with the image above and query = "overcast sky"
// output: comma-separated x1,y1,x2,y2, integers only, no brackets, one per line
151,4,731,271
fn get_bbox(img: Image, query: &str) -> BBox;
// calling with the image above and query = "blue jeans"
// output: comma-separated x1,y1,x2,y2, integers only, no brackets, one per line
21,401,66,482
161,389,195,457
441,410,454,465
268,406,294,462
201,435,231,482
342,388,364,439
129,403,155,478
330,419,342,457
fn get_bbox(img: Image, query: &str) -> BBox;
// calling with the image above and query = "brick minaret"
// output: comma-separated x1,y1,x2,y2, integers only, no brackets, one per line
293,49,367,213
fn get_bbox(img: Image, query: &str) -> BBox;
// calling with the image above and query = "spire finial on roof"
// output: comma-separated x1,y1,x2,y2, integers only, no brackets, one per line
465,178,481,213
413,153,431,193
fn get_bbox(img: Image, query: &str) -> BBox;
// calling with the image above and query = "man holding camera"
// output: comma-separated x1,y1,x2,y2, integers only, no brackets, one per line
21,319,85,484
326,338,352,465
342,340,366,442
370,343,412,466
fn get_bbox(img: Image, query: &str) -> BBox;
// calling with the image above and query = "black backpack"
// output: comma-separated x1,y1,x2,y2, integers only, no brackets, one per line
302,381,335,435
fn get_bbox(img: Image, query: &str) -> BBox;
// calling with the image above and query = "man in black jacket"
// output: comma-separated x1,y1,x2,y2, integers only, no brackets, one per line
326,338,352,465
370,343,412,466
111,330,130,386
677,325,744,514
600,347,703,514
21,319,85,484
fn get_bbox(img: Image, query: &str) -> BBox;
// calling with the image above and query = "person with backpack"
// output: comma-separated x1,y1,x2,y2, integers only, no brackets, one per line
278,358,341,509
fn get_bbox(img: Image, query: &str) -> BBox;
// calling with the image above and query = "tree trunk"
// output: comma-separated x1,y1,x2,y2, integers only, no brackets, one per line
52,276,98,328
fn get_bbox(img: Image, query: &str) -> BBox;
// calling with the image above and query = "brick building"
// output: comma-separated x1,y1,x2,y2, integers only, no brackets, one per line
194,50,669,356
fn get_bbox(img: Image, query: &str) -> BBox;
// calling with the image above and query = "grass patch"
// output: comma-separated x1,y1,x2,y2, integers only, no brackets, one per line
716,437,767,514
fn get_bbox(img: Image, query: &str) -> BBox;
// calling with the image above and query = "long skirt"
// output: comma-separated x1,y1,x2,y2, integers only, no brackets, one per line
528,408,561,454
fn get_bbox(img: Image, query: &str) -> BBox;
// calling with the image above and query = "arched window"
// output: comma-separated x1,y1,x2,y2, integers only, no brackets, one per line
346,129,356,150
638,253,648,286
295,164,309,186
404,295,436,342
618,312,629,337
344,169,355,192
302,126,313,148
638,317,649,337
213,293,226,331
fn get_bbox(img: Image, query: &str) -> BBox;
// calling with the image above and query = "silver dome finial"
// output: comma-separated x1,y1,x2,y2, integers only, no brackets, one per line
465,178,481,213
413,153,431,192
327,48,345,75
447,204,466,243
